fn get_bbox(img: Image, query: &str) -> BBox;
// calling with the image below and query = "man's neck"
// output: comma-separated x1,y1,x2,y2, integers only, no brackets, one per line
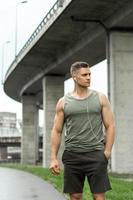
72,87,91,99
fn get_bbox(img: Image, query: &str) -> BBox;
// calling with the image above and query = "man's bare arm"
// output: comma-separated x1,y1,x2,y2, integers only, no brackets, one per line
50,97,64,175
99,93,115,159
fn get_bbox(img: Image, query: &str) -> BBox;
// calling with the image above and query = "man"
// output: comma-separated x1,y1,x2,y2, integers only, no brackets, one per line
50,61,115,200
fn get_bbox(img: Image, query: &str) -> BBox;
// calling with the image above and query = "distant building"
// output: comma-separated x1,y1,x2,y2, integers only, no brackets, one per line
0,112,21,161
0,112,43,163
0,112,21,137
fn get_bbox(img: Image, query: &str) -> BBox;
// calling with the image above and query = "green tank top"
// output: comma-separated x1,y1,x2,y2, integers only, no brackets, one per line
64,90,105,152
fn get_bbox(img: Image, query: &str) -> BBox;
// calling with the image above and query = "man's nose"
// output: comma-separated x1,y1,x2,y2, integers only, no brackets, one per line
87,75,90,80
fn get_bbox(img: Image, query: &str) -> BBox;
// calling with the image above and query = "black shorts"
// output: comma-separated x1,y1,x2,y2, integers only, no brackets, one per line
62,150,111,194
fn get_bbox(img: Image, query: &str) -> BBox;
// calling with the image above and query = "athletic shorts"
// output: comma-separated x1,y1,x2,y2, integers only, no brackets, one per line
62,150,111,194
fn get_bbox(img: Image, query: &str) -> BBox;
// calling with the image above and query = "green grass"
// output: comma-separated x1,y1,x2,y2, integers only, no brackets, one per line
0,164,133,200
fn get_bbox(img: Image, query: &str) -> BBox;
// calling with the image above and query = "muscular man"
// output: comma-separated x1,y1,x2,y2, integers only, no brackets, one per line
50,61,115,200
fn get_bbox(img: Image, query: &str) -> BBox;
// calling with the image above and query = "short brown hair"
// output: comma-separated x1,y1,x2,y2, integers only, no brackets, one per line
70,61,89,75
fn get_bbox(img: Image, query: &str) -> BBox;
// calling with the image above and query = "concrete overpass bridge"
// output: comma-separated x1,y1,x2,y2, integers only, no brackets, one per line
0,136,21,147
0,136,43,162
0,136,42,147
0,137,21,162
4,0,133,173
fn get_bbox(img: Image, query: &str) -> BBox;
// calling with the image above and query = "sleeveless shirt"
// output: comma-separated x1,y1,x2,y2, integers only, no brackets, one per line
64,90,105,152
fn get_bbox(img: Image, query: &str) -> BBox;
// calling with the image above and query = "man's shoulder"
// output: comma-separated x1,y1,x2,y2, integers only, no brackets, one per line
56,96,65,111
91,89,108,106
92,89,107,98
58,96,65,102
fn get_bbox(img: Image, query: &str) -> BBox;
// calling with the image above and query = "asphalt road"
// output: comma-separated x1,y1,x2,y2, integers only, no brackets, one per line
0,167,66,200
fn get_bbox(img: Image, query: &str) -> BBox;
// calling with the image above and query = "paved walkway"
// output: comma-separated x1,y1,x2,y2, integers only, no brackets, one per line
0,167,66,200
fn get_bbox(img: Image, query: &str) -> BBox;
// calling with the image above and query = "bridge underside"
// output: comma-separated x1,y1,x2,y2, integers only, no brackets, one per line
4,0,133,106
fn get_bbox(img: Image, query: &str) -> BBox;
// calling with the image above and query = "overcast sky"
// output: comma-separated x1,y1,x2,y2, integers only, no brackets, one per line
0,0,107,123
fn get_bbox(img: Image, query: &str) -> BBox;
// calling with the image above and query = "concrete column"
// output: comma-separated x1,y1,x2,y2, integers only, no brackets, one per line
108,30,133,173
21,94,39,165
42,76,64,167
0,147,7,160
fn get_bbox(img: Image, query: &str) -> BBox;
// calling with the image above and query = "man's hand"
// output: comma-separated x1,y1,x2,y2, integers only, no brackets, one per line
104,150,111,160
50,159,60,175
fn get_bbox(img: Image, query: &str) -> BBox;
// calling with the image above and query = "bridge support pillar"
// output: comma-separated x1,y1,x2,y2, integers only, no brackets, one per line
42,76,65,167
0,147,7,160
21,94,39,165
108,30,133,173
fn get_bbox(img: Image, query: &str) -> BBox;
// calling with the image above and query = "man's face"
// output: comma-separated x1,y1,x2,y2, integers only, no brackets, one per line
73,67,91,87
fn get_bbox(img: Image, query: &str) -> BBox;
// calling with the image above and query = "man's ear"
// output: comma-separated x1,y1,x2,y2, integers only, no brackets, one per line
73,76,77,82
72,72,77,81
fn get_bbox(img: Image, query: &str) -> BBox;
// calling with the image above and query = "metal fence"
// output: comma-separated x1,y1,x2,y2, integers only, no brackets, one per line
18,0,64,58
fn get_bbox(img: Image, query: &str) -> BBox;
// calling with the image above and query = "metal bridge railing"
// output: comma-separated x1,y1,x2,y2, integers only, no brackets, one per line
5,0,64,80
17,0,64,58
